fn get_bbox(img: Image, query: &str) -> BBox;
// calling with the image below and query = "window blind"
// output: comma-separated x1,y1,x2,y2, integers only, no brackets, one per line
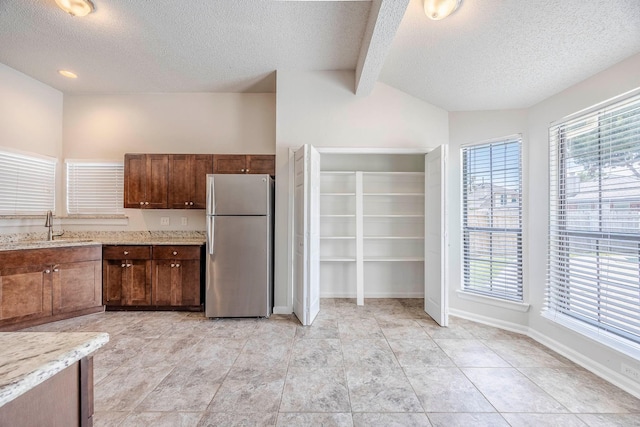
462,138,523,301
0,149,56,215
66,161,124,215
547,93,640,346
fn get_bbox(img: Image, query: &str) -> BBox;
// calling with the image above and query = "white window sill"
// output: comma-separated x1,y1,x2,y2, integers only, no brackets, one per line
456,290,530,312
0,215,128,227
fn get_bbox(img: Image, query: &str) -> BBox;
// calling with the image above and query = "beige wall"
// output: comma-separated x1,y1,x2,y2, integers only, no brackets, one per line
63,93,275,159
0,63,63,158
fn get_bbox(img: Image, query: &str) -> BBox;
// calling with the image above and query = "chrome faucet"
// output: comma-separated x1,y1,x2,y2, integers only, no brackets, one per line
44,210,63,241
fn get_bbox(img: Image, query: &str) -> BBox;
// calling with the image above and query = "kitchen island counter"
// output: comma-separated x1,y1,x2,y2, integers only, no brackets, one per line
0,332,108,407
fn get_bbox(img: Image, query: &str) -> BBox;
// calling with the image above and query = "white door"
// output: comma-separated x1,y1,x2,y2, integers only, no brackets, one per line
424,145,448,326
293,144,321,325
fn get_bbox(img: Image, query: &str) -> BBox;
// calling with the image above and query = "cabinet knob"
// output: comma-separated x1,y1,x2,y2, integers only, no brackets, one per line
44,269,51,274
121,264,126,268
189,201,194,206
246,169,250,173
127,263,132,268
172,251,178,256
171,263,175,268
175,263,180,268
185,202,189,205
53,268,59,272
145,201,149,205
241,169,245,172
139,201,144,205
124,251,129,255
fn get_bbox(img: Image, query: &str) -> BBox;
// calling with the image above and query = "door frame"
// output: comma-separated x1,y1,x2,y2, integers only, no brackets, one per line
286,146,446,319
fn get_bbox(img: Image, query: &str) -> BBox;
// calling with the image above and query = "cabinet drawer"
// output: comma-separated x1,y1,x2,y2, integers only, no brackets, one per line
152,245,201,260
103,246,151,260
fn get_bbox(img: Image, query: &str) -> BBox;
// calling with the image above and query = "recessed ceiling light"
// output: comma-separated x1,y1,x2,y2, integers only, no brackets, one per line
58,70,78,79
55,0,94,17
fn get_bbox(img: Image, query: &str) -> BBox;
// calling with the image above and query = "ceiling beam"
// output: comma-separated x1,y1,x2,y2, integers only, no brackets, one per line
354,0,409,96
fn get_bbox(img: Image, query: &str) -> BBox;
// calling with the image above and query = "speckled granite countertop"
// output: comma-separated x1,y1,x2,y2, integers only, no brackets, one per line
0,231,205,252
0,332,109,407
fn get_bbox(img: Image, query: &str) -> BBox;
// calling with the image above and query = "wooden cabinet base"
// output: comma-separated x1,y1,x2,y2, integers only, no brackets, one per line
0,306,105,332
0,357,94,427
105,304,202,312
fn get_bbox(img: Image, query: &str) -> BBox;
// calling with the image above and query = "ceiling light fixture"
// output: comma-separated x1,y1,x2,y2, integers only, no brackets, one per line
424,0,461,20
55,0,94,17
58,70,78,79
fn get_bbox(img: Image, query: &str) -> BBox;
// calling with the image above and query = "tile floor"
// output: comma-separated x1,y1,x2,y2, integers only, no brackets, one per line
23,298,640,426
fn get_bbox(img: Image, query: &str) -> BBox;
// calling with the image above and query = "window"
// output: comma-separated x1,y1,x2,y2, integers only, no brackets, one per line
547,93,640,348
462,137,523,301
66,160,124,215
0,149,56,215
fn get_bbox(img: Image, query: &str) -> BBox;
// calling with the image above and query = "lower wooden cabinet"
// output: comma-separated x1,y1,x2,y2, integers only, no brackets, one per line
103,244,202,310
0,246,103,331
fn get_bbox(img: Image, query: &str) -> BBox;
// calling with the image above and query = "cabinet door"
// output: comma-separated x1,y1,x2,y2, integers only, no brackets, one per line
52,261,102,315
103,260,124,306
192,154,213,208
168,154,192,209
0,265,52,323
178,259,201,306
213,155,247,174
146,154,169,208
246,155,275,176
152,260,199,306
124,154,147,208
123,260,152,306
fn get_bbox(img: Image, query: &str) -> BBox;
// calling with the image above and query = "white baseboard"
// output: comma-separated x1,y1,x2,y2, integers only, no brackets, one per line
320,292,424,299
450,308,640,399
528,329,640,399
272,306,292,315
448,308,529,335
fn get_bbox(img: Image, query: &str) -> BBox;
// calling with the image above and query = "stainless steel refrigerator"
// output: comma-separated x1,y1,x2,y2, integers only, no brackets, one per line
205,174,274,318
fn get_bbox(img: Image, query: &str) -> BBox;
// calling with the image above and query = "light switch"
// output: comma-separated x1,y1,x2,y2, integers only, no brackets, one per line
160,217,170,226
181,217,188,226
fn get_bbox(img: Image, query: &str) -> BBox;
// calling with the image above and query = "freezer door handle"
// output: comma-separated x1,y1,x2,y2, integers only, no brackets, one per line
207,175,215,215
207,216,215,255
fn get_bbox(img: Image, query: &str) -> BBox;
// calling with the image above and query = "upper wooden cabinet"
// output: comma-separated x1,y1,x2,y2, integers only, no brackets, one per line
213,155,275,176
124,154,169,208
125,153,274,209
168,154,213,209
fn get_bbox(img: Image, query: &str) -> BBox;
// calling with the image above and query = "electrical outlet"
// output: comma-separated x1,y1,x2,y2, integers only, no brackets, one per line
181,217,188,226
160,217,170,226
622,363,640,383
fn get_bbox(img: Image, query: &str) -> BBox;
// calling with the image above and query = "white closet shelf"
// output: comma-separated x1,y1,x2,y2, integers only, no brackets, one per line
321,257,356,262
363,236,424,240
321,171,356,175
321,236,356,240
363,257,424,262
363,193,424,196
321,214,356,218
363,214,424,218
321,192,356,196
362,171,425,176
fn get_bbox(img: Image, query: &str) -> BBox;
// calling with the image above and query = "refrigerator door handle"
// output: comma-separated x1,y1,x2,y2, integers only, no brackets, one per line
207,216,215,255
207,175,215,215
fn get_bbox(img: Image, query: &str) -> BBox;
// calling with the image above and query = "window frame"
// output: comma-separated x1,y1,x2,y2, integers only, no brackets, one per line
461,136,524,302
0,148,57,215
66,159,125,215
546,91,640,353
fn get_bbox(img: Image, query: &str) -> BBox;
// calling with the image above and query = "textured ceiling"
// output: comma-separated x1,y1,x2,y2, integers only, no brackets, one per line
381,0,640,110
0,0,639,111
